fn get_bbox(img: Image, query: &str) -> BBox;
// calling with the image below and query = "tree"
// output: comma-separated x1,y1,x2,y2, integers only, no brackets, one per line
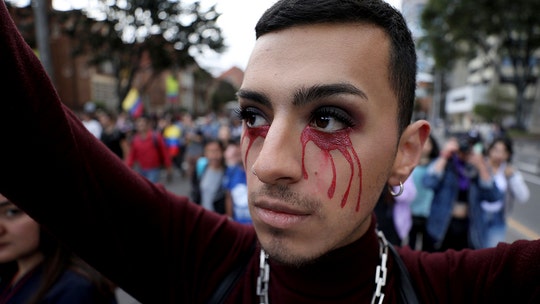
211,79,237,113
420,0,540,130
55,0,225,108
473,86,514,123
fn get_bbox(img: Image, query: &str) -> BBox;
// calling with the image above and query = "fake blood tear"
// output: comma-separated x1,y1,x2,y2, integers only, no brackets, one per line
301,128,362,211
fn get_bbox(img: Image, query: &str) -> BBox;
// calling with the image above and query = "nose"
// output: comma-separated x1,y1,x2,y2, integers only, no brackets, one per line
250,122,303,185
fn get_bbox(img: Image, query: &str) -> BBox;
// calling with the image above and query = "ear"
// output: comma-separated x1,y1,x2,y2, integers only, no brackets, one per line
388,120,431,187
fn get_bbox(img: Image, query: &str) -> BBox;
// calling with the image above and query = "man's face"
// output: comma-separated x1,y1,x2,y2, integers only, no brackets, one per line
239,23,400,265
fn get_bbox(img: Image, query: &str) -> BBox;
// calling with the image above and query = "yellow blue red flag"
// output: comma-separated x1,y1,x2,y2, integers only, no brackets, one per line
122,88,144,118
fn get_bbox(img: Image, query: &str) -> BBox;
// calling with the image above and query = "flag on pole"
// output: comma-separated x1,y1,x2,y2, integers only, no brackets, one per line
122,88,144,118
166,74,179,104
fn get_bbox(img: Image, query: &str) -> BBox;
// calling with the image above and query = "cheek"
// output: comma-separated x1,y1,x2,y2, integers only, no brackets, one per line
305,146,335,195
304,143,363,211
20,221,41,252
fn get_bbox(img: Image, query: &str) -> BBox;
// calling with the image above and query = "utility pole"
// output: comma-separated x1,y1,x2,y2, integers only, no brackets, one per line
32,0,54,83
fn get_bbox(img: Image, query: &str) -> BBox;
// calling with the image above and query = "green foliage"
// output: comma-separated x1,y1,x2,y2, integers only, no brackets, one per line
420,0,540,129
473,86,514,122
211,80,237,112
54,0,225,100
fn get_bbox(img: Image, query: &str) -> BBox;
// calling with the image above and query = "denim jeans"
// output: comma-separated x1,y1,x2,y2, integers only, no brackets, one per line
137,167,161,183
482,209,507,248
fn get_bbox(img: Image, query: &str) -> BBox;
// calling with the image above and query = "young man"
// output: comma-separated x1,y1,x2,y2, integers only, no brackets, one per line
0,1,538,303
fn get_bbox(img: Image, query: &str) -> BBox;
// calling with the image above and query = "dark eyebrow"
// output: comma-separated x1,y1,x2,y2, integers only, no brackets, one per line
236,90,271,108
293,83,368,106
0,201,11,207
236,83,368,107
236,82,367,108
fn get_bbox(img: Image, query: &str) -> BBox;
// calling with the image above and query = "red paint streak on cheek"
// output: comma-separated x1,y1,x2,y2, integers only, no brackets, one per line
301,127,363,212
242,126,269,165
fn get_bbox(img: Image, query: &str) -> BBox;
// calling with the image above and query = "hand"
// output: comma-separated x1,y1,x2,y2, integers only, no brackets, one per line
440,138,458,159
466,152,485,169
504,165,515,178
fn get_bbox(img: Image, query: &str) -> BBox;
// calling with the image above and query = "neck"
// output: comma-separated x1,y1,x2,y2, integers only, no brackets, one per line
488,159,503,171
15,251,44,283
261,218,382,302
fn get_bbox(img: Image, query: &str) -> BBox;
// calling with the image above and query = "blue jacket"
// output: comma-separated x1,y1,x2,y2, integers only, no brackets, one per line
0,264,118,304
424,156,502,249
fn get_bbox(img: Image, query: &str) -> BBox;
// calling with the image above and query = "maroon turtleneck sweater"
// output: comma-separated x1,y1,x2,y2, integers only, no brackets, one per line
1,3,539,303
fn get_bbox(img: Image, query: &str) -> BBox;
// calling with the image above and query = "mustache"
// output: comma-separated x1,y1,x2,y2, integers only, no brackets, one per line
251,184,322,211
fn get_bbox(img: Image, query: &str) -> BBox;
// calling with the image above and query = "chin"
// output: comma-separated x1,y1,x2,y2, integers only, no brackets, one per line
262,235,326,267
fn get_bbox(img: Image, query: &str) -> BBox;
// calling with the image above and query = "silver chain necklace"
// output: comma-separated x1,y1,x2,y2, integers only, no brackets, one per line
256,230,389,304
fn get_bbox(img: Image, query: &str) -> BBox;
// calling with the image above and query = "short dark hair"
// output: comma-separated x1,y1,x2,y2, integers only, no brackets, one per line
488,136,514,163
255,0,416,135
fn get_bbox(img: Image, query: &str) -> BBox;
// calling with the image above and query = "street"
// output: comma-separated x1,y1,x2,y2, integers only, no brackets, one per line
505,137,540,242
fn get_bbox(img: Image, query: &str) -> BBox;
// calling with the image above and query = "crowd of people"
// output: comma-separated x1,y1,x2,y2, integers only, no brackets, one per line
379,127,531,252
77,106,252,225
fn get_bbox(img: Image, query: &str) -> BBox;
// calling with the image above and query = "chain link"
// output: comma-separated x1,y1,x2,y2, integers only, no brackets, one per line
256,249,270,304
371,230,389,304
256,230,388,304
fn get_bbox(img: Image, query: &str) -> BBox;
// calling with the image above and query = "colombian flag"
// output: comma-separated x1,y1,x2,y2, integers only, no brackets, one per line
166,74,179,104
122,88,144,118
163,124,182,157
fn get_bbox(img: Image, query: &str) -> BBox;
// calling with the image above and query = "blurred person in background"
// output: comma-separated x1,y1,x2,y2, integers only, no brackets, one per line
478,136,530,248
190,139,227,214
96,110,129,160
374,175,416,246
408,134,440,251
3,0,540,302
391,175,417,246
126,115,172,183
223,139,251,224
160,114,184,180
0,193,117,304
424,134,502,251
79,111,102,139
182,113,204,180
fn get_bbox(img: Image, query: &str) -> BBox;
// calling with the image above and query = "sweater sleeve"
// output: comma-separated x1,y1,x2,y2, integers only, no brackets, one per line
399,240,540,303
0,4,256,303
508,171,530,204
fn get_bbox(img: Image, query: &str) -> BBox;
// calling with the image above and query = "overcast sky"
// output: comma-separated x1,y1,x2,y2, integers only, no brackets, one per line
196,0,403,77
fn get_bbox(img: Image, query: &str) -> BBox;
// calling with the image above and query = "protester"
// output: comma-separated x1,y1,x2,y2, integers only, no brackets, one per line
1,1,539,303
190,139,227,214
79,103,103,139
125,115,173,183
374,176,416,246
97,109,129,160
0,194,118,304
478,136,530,248
392,175,417,246
424,134,503,251
408,133,440,251
160,114,184,179
182,113,205,180
223,139,251,224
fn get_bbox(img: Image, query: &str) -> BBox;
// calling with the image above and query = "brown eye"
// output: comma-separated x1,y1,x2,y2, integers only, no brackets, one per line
314,116,331,129
309,107,354,132
237,107,269,128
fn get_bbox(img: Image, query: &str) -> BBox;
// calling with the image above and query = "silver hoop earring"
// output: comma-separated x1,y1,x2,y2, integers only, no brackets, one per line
251,166,257,176
389,181,404,197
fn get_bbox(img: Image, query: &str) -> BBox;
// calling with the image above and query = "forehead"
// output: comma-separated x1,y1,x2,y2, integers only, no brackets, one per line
242,23,394,107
